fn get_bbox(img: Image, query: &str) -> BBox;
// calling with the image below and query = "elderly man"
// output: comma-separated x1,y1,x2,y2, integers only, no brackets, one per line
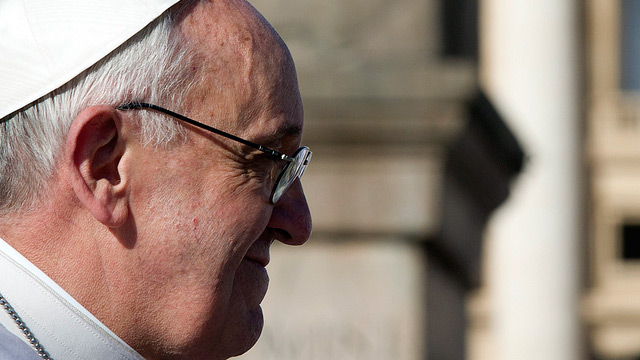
0,0,311,359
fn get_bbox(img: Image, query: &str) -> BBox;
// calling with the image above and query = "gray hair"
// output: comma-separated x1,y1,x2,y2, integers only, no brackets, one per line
0,2,202,213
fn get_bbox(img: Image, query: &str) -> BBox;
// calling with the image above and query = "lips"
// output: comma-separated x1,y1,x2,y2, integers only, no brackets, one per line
244,254,269,267
238,255,270,306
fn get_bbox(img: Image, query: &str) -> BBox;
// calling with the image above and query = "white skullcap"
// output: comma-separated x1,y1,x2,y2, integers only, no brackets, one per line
0,0,180,119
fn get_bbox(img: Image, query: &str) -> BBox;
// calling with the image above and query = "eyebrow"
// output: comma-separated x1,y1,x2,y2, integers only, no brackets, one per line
261,124,303,149
280,124,303,139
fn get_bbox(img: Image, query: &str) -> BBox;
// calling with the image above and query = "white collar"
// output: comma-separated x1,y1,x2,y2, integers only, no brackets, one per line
0,238,144,359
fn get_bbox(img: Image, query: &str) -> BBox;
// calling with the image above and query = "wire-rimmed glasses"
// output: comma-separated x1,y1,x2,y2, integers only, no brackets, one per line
116,102,311,204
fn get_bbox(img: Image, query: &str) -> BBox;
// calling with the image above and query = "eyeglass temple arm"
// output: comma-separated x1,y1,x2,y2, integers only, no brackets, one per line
117,102,293,162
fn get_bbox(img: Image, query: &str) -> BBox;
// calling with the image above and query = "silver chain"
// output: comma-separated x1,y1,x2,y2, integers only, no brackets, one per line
0,292,52,359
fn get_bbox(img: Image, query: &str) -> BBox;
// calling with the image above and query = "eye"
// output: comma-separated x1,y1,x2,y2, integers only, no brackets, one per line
245,153,280,186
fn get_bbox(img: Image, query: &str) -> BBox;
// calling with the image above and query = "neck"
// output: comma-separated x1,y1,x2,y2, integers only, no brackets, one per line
0,187,118,329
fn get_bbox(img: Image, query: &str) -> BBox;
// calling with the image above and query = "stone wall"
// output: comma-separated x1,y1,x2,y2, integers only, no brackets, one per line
238,1,521,359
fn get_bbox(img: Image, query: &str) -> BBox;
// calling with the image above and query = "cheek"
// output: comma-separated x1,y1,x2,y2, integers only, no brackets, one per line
197,198,271,250
184,188,272,264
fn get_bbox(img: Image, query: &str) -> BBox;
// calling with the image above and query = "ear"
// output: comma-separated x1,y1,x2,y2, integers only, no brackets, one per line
66,105,130,228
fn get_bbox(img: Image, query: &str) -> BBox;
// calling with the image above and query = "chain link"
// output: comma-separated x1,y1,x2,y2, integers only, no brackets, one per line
0,293,52,359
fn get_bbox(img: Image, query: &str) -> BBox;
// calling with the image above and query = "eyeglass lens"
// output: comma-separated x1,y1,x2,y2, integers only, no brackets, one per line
271,146,312,203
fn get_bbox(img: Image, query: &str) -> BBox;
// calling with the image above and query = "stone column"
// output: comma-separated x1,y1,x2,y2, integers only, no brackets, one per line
480,0,582,359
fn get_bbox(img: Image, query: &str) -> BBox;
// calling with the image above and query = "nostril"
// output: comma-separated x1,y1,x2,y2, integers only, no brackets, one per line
271,228,292,244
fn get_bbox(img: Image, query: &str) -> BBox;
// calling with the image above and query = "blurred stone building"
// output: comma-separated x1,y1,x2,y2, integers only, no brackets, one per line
233,0,640,359
582,0,640,359
239,0,523,359
471,0,640,360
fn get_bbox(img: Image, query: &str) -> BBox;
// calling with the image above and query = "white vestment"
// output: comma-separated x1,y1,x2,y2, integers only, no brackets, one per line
0,238,145,359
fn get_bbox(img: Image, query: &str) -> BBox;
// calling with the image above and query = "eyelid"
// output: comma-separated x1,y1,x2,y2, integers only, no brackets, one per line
264,125,302,150
252,137,283,154
242,147,280,164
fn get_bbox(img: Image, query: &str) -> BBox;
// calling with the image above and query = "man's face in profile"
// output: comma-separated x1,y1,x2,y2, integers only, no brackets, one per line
118,1,311,358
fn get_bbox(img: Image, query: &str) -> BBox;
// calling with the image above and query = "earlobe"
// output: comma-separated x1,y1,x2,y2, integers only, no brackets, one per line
66,106,130,228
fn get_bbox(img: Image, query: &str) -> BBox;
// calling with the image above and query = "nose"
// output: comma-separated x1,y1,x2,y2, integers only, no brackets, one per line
267,179,312,246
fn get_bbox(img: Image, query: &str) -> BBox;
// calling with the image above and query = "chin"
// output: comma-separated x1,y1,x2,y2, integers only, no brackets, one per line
226,306,265,358
216,261,269,358
185,306,264,360
246,305,266,347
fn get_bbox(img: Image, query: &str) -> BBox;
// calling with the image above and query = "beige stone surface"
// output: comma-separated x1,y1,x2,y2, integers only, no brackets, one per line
303,153,442,236
239,240,426,360
583,286,640,358
250,0,476,99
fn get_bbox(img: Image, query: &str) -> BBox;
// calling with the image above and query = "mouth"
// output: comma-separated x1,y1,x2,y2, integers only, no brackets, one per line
244,254,269,267
238,255,270,307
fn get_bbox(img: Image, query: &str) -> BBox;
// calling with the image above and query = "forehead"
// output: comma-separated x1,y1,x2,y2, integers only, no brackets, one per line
178,0,303,137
